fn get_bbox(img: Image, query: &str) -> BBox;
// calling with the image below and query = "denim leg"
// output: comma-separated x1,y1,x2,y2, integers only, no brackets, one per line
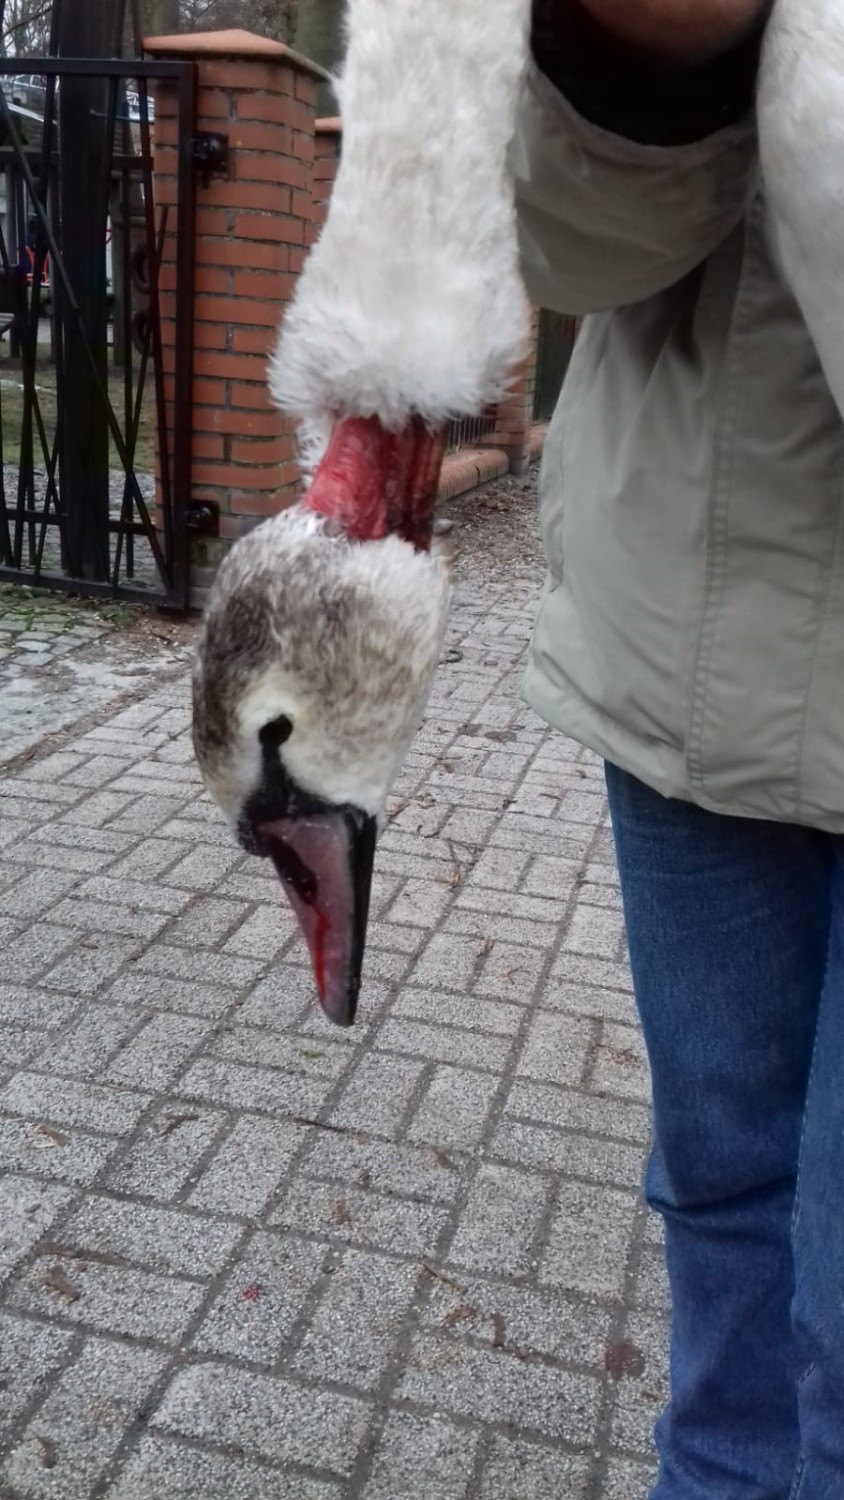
605,764,831,1500
790,841,844,1500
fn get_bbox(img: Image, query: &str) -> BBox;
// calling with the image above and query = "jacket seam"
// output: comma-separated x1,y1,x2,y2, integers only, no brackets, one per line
793,458,844,825
686,214,757,797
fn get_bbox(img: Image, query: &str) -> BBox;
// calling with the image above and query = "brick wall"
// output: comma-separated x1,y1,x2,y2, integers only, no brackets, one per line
146,29,323,599
311,117,341,240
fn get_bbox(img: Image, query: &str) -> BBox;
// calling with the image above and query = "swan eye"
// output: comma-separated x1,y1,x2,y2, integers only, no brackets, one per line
259,715,293,753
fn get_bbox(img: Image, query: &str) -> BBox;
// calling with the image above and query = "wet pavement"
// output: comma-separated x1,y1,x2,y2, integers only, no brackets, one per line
0,475,665,1499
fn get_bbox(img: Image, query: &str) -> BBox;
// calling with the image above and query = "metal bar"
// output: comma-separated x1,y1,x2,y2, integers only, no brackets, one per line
0,58,189,79
0,566,165,605
135,70,175,597
170,64,198,611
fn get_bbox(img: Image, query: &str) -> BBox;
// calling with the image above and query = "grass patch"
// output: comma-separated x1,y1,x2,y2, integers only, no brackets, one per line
0,357,156,475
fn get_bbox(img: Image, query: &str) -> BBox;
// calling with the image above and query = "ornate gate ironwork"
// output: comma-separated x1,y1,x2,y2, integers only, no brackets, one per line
533,308,576,423
0,52,197,608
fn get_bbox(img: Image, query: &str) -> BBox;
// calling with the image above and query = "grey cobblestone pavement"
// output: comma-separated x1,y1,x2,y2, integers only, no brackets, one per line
0,476,666,1499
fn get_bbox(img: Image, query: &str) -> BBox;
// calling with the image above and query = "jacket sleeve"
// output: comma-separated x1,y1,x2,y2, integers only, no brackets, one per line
512,62,759,315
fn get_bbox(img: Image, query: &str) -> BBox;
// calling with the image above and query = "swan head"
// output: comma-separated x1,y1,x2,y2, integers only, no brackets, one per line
192,493,452,1026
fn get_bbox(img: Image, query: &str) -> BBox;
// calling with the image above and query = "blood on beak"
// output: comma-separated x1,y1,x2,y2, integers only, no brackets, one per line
258,808,377,1027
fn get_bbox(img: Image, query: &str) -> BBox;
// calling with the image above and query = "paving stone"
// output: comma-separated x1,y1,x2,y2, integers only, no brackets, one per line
300,1132,464,1205
193,1229,321,1364
385,877,457,928
421,1274,611,1369
47,897,169,942
107,1436,343,1500
103,1104,227,1201
59,1196,241,1277
223,904,298,961
447,1165,549,1277
390,986,523,1037
9,1251,209,1341
272,1177,449,1260
565,904,626,960
188,1115,307,1217
0,1176,73,1285
76,874,193,916
503,1079,652,1144
45,1009,141,1081
178,1057,332,1118
592,1022,652,1102
295,1249,418,1391
473,941,546,1002
362,1411,478,1499
210,1026,353,1084
375,1017,512,1073
0,1116,119,1187
329,1053,425,1138
235,966,317,1030
542,978,639,1024
477,1437,591,1499
516,1010,593,1088
3,925,75,984
165,896,251,949
489,1120,647,1189
133,943,263,991
551,951,633,994
2,1338,167,1500
0,983,80,1032
104,971,239,1022
0,868,81,918
153,1361,370,1475
446,907,557,951
541,1183,639,1300
601,1456,658,1500
40,934,148,996
0,1312,75,1450
407,1065,499,1152
104,1013,210,1091
632,1247,670,1312
408,933,489,990
398,1334,601,1443
0,1072,151,1135
608,1310,670,1456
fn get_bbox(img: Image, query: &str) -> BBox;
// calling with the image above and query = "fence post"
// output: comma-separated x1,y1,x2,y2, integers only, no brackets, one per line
479,305,540,476
311,116,341,240
145,28,324,607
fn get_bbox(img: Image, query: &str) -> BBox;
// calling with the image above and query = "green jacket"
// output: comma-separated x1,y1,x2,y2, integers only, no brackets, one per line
513,63,844,831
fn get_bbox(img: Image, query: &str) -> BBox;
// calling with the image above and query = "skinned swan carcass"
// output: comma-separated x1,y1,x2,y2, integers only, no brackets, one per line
192,0,531,1026
759,0,844,419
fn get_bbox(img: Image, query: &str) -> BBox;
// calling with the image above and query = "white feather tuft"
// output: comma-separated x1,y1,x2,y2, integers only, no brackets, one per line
269,0,532,466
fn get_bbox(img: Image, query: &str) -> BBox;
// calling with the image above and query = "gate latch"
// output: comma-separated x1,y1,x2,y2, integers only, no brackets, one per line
190,133,229,187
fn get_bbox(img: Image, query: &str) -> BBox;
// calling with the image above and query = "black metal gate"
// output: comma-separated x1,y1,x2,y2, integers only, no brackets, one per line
0,51,197,608
533,308,577,423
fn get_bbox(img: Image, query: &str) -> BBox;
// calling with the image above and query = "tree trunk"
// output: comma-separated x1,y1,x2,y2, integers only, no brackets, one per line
144,0,179,35
292,0,344,110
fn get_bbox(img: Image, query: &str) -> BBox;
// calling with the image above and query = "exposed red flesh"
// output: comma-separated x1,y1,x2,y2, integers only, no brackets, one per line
305,414,446,550
260,812,375,1028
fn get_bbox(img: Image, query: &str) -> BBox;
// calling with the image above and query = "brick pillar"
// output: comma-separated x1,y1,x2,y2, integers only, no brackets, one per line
311,116,341,241
482,304,540,476
145,28,324,604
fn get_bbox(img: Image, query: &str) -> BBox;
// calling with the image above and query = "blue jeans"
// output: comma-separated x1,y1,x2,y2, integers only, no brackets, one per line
605,764,844,1500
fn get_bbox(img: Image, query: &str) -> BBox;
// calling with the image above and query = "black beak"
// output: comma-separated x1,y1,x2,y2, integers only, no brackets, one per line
256,807,377,1027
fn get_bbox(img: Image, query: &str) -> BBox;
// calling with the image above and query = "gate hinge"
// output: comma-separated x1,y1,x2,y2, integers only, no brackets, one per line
190,133,229,187
186,501,219,536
